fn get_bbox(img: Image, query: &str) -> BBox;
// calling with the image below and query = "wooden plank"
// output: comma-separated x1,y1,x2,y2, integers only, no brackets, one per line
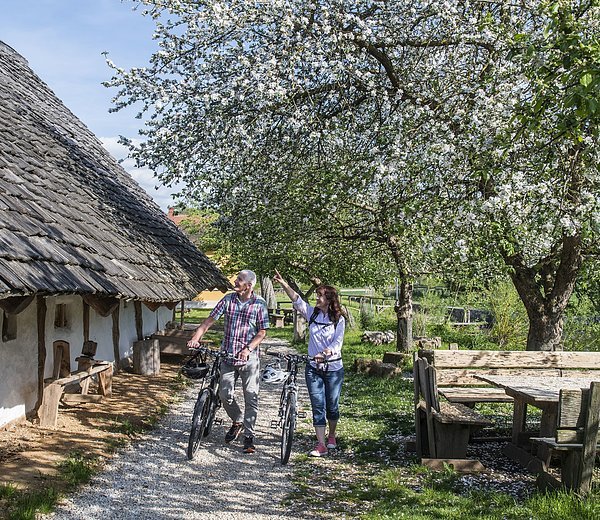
439,387,513,403
61,394,103,404
435,368,561,386
433,402,492,427
579,381,600,493
421,458,486,473
50,362,111,386
98,364,113,396
558,388,586,428
37,381,62,428
426,350,600,369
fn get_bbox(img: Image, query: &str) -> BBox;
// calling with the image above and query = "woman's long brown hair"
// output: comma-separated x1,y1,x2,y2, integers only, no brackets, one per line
316,285,344,324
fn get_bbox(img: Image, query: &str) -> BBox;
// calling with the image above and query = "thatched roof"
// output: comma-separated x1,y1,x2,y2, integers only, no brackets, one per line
0,41,230,302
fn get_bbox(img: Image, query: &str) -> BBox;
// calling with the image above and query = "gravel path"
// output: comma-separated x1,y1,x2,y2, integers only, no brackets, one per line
46,339,310,520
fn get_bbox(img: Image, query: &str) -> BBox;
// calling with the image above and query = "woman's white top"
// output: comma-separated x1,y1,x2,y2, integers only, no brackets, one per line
293,296,345,371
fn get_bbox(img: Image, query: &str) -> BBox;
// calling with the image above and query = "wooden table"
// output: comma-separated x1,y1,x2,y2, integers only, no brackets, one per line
474,375,599,469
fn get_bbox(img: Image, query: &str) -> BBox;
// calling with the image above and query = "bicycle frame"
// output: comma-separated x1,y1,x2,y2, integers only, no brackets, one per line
185,347,234,459
268,352,309,464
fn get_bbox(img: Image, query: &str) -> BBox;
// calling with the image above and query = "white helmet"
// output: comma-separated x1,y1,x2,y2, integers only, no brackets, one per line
261,365,288,384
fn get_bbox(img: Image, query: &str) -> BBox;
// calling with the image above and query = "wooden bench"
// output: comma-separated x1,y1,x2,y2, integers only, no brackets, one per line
269,312,285,328
531,381,600,494
418,349,600,407
414,356,492,467
39,361,113,428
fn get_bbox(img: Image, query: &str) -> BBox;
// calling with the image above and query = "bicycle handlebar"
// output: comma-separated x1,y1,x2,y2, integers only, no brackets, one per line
188,346,239,363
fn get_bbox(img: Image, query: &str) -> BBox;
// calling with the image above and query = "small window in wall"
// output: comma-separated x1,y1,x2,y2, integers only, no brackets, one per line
2,311,17,342
54,303,69,328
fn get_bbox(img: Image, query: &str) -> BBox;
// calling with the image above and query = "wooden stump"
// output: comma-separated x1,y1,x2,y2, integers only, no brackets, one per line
133,339,160,376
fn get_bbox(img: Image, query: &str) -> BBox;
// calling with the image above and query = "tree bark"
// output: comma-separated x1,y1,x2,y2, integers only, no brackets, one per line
507,234,582,351
395,279,413,353
260,275,277,310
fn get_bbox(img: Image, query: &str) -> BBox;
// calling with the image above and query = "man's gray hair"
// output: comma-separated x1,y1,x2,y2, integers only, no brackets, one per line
239,269,257,288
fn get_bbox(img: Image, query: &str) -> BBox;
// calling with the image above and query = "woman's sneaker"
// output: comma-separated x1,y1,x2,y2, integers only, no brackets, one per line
309,443,328,457
326,436,337,449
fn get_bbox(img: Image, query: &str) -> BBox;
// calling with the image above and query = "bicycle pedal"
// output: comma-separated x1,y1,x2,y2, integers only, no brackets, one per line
296,411,307,418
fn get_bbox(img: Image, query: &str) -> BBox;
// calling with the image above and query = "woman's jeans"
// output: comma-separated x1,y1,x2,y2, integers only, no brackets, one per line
305,364,344,426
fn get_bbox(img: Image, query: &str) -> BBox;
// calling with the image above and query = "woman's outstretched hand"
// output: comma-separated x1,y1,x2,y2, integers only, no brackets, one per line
273,269,284,285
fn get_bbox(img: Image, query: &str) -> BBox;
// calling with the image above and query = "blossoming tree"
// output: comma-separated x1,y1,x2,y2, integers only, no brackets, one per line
107,0,600,351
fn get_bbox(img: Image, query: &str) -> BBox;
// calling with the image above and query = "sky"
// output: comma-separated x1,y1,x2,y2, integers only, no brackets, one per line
0,0,183,210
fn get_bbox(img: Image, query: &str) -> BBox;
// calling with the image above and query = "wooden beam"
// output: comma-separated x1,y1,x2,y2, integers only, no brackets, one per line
421,458,486,473
111,305,121,372
34,295,47,415
134,301,143,341
83,300,90,342
0,294,35,315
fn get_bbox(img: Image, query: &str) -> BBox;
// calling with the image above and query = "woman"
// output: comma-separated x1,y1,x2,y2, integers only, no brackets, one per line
273,270,345,457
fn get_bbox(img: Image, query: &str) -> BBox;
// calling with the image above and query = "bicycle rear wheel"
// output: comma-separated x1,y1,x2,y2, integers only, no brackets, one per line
280,391,297,465
187,389,212,460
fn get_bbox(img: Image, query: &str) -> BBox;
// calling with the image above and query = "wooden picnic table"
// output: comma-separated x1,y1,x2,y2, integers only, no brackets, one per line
475,374,599,469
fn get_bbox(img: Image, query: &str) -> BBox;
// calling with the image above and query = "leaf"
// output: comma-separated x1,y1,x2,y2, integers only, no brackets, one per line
580,73,593,88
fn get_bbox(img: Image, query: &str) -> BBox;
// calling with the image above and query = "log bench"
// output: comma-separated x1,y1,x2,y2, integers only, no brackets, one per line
531,381,600,494
414,356,492,465
39,361,113,428
418,349,600,407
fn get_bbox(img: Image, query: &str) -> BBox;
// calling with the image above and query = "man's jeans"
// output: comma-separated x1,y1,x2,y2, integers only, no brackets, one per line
219,356,260,438
305,364,344,426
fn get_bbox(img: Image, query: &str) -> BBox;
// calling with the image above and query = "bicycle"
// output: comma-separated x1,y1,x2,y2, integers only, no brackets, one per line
181,346,233,460
264,352,310,465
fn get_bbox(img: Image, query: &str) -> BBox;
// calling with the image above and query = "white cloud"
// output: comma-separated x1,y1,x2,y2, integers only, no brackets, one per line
100,137,185,211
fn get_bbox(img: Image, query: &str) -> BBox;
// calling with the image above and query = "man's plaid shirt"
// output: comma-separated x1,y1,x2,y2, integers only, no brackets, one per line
209,292,270,365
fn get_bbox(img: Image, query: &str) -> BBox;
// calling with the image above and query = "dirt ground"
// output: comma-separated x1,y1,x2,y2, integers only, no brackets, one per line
0,355,185,497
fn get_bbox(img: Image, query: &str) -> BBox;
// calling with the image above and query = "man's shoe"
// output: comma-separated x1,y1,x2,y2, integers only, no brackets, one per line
225,422,243,443
243,436,256,454
326,436,337,449
309,443,328,457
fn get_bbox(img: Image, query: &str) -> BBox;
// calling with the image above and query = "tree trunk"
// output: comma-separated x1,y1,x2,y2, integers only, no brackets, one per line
395,280,413,353
260,275,277,310
293,311,307,343
507,234,582,351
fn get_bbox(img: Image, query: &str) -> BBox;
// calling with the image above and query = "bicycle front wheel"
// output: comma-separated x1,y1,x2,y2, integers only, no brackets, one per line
280,391,297,465
187,389,212,460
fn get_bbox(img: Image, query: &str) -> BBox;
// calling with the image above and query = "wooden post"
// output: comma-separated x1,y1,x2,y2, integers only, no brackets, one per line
111,305,121,372
83,301,90,342
134,301,143,341
35,296,47,415
179,300,185,328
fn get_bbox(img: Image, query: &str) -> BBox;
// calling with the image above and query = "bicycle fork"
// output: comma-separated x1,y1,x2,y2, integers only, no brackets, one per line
270,388,306,428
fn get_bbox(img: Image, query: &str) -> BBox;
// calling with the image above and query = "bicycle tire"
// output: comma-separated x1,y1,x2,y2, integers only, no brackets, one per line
203,392,219,437
280,391,297,465
187,389,212,460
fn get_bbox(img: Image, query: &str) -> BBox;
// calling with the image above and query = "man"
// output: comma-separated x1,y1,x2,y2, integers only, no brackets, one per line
187,270,269,453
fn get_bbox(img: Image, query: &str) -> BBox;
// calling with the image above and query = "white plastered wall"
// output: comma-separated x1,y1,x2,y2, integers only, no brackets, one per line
0,296,174,428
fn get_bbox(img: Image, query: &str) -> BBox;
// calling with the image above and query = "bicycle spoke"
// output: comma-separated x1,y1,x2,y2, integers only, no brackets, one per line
187,390,212,460
280,391,297,465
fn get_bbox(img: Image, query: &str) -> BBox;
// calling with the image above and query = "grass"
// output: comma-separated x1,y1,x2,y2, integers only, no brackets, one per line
0,452,99,520
275,322,600,520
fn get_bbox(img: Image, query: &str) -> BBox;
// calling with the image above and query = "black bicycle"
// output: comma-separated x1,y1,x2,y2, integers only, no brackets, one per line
181,347,231,460
266,352,310,464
